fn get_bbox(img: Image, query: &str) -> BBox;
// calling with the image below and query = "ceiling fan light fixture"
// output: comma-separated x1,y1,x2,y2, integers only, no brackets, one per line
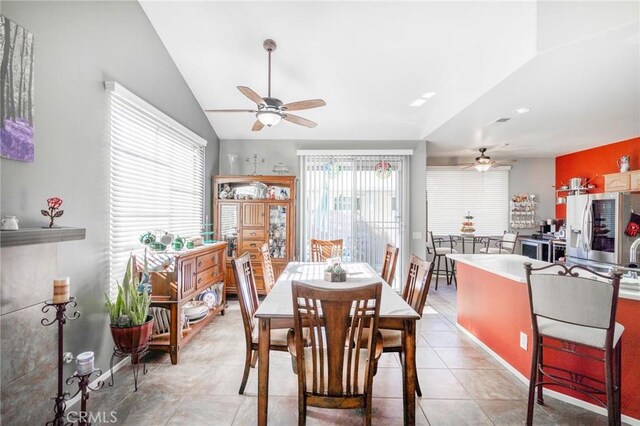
256,111,282,127
474,162,493,172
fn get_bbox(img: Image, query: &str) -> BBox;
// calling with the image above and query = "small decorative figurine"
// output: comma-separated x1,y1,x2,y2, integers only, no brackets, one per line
41,197,64,228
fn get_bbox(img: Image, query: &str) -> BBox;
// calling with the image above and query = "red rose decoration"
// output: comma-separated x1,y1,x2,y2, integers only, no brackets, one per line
47,197,63,209
43,197,64,228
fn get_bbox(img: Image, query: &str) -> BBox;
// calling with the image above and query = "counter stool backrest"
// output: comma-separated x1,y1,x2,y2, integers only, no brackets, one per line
502,232,518,252
524,263,621,331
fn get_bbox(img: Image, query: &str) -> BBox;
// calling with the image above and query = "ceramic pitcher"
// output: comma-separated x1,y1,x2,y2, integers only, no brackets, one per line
618,155,630,172
1,216,19,230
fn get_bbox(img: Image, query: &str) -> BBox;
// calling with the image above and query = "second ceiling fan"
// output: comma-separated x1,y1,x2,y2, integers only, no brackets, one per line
205,39,326,131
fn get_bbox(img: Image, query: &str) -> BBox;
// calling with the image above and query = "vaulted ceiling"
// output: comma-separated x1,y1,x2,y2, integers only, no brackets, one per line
140,1,639,158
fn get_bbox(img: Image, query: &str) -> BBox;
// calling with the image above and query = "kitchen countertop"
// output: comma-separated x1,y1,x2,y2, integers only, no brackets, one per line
447,254,640,301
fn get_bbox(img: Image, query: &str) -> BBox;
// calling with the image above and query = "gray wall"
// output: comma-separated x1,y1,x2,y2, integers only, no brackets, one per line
219,139,427,260
426,156,557,236
0,0,219,403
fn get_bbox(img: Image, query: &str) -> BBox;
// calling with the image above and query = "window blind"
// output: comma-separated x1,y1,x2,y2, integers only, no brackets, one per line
426,168,509,235
299,153,409,290
107,82,206,295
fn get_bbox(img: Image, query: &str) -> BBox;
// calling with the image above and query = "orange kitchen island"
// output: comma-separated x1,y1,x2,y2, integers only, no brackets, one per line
448,254,640,424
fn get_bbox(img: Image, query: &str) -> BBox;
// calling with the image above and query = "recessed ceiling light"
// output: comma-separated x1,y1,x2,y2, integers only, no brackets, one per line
422,92,436,99
513,107,531,114
410,99,426,107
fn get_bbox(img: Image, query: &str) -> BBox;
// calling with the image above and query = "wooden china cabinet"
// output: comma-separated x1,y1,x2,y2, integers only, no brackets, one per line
213,175,297,295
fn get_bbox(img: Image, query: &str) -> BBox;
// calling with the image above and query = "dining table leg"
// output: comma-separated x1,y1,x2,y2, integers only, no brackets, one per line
258,318,271,426
402,319,416,425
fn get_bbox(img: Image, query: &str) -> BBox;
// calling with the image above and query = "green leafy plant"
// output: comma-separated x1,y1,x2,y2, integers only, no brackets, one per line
325,263,346,274
105,253,151,327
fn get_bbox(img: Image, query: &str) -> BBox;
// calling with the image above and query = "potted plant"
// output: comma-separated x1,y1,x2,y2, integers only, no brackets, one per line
324,262,347,282
105,253,153,363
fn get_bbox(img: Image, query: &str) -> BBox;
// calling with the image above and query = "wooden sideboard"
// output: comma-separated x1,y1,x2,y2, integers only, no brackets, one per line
141,242,227,364
213,175,296,295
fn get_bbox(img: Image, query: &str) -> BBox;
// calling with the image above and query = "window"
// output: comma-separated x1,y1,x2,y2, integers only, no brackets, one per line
298,150,412,290
426,167,509,235
106,82,206,294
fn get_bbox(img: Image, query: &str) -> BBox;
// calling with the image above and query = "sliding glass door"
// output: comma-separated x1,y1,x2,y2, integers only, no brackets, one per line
299,153,408,290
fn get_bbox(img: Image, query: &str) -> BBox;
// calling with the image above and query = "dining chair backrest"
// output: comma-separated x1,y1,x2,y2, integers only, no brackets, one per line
402,255,434,316
290,280,382,397
259,243,276,293
232,252,260,345
502,231,519,253
310,239,344,262
524,263,622,331
381,243,399,286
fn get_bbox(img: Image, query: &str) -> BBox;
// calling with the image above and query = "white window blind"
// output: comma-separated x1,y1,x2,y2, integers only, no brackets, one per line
426,168,509,235
299,152,409,290
106,82,206,294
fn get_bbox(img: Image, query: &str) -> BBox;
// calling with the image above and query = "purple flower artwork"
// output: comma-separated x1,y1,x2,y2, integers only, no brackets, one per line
0,16,34,162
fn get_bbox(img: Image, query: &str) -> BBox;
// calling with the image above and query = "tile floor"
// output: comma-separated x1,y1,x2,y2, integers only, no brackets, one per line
88,279,614,425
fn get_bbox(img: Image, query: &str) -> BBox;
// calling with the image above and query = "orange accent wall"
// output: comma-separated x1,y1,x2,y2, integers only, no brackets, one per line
456,263,640,421
556,137,640,218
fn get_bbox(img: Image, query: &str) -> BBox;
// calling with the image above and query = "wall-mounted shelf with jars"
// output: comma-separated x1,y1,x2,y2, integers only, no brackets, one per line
510,194,536,229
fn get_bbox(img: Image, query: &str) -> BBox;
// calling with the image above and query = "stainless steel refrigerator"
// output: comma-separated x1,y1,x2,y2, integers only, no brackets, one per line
566,192,640,269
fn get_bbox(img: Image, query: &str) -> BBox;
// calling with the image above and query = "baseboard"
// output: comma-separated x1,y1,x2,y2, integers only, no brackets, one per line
65,356,130,410
455,323,639,426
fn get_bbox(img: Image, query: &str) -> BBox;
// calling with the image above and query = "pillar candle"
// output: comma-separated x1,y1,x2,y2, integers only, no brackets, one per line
53,277,70,304
76,351,95,376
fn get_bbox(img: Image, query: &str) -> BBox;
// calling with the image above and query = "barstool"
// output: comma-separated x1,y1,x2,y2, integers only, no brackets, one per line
427,232,457,290
524,262,623,426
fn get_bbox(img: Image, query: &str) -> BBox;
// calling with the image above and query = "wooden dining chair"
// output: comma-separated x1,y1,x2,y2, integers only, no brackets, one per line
310,239,343,262
259,243,276,293
288,281,384,426
380,243,399,286
232,252,307,394
366,255,434,397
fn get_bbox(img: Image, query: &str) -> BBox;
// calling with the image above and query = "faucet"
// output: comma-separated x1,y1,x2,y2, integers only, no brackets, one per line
630,238,640,266
628,238,640,279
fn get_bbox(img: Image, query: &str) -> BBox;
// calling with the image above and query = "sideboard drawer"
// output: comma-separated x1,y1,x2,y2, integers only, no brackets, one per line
196,267,221,290
242,229,265,240
196,250,222,273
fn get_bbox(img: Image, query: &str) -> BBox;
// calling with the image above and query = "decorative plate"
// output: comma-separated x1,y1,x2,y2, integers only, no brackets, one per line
199,289,218,309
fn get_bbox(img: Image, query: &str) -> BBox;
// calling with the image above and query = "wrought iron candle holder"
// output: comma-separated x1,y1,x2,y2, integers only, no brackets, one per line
42,297,80,426
66,369,104,426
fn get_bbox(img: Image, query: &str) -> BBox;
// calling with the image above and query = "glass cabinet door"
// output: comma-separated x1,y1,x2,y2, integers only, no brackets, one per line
219,202,239,258
269,204,287,259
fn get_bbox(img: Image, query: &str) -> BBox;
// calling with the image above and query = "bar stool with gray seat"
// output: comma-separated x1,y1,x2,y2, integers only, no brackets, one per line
479,231,519,254
524,262,624,426
427,231,457,290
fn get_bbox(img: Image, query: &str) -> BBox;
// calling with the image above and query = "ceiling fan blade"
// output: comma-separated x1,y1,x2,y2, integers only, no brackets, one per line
237,86,265,105
460,164,476,170
283,114,317,128
251,120,265,132
283,99,326,111
205,109,257,113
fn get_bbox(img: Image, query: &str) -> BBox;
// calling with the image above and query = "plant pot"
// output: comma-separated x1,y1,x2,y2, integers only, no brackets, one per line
110,315,153,363
324,271,347,282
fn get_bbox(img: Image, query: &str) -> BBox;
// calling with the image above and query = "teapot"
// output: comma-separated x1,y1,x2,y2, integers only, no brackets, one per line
1,216,19,231
618,155,630,173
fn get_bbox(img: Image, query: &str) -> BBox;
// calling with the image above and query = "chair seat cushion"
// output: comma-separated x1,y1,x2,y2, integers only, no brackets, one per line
538,317,624,349
479,247,511,254
435,247,458,255
360,320,421,349
301,347,372,395
251,319,310,347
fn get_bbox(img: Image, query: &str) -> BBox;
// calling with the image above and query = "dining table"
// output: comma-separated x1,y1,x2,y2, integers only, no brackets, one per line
254,262,421,425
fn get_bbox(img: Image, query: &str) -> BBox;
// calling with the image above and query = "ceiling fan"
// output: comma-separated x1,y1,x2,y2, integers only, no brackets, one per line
205,39,326,131
459,148,515,172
